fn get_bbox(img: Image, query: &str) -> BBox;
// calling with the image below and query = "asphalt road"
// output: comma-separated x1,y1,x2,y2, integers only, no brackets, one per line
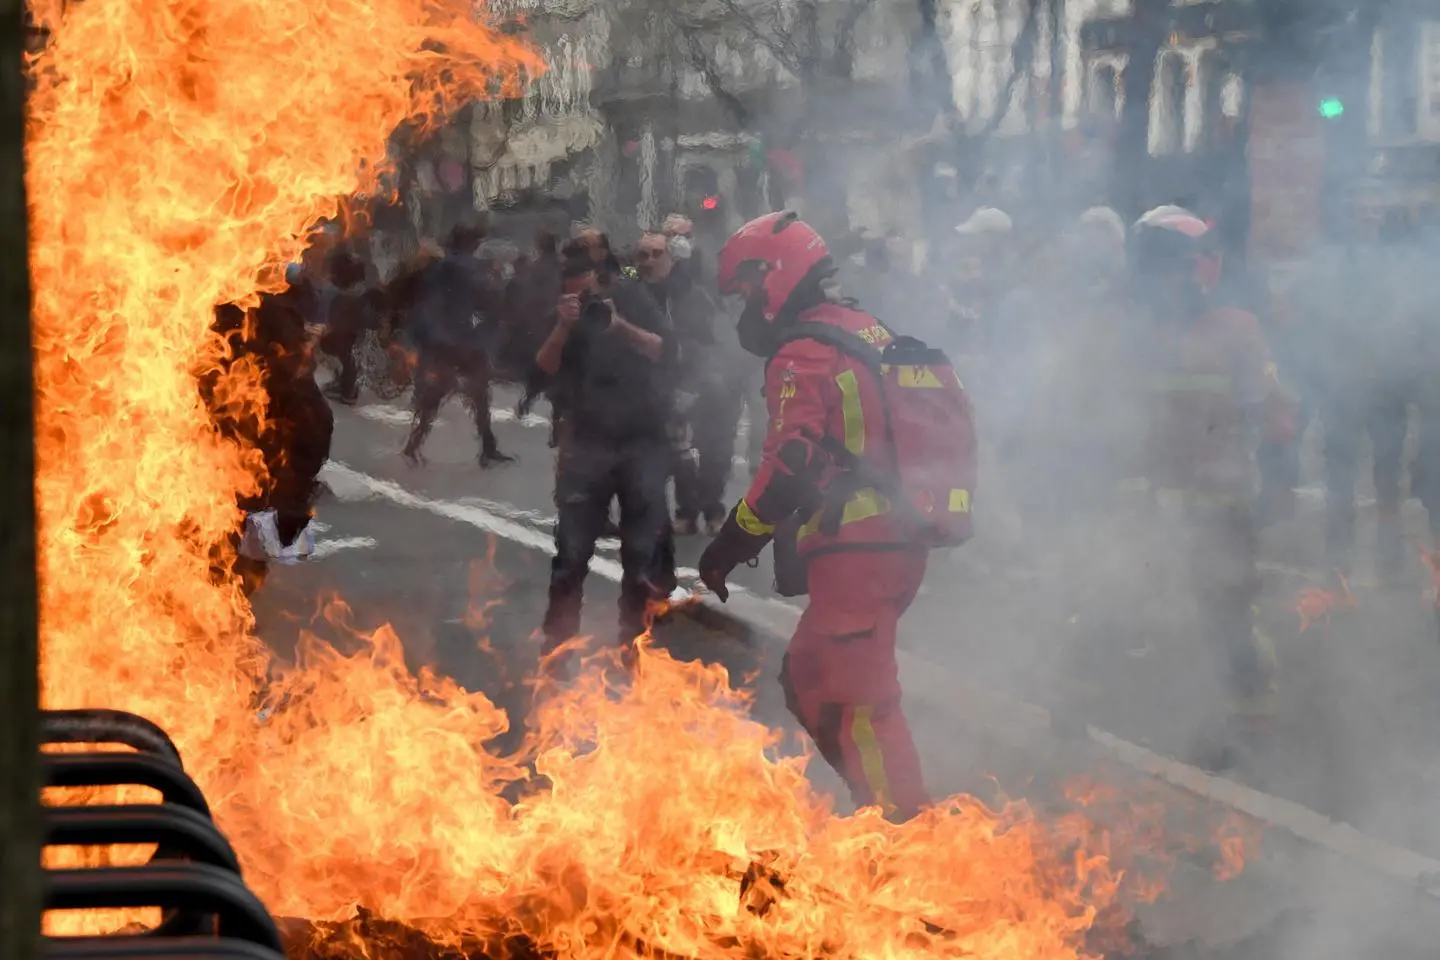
249,380,1440,957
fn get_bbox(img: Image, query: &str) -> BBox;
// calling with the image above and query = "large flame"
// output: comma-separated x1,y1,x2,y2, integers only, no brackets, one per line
27,1,1225,957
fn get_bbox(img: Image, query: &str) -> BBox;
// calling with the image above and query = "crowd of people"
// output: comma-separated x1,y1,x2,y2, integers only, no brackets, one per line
215,193,1440,822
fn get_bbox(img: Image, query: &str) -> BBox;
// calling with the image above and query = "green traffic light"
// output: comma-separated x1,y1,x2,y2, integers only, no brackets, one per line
1319,98,1345,119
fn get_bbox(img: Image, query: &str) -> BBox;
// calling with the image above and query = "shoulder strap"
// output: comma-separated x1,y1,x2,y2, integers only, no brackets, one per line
775,321,886,376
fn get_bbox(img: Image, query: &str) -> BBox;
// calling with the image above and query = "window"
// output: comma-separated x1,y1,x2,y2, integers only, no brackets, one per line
1417,21,1440,139
1091,63,1120,119
1150,52,1188,155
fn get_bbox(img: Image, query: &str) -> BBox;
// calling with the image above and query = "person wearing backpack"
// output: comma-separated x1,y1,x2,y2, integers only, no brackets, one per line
698,212,978,823
1132,207,1293,763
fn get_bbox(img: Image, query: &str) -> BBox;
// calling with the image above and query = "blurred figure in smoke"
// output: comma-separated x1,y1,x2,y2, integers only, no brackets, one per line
700,212,970,822
989,206,1144,557
635,231,740,536
666,212,759,487
663,213,703,283
943,206,1013,353
205,296,334,594
1295,213,1440,582
316,244,372,405
513,229,563,427
400,222,515,469
1132,207,1295,763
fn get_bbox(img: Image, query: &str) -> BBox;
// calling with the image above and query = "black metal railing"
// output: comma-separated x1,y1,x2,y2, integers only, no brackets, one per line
39,709,286,960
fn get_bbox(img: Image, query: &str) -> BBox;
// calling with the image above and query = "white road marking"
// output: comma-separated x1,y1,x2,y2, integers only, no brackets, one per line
491,407,552,429
356,405,415,426
454,496,621,554
320,461,703,586
311,536,379,559
355,402,551,430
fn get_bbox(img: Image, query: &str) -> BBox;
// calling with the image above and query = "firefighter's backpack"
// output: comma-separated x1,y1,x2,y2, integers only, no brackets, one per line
776,318,978,547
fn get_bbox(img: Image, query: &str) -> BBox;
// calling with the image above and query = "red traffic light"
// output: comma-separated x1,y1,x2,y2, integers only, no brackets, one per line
701,196,719,211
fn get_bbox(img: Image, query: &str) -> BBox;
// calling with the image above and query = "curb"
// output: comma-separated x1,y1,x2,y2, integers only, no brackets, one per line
678,591,1440,900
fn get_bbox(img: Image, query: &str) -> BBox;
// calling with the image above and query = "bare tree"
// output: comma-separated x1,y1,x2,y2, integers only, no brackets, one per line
666,0,1043,154
663,0,878,126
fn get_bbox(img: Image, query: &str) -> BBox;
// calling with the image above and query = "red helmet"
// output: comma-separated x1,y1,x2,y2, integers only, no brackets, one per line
716,211,831,320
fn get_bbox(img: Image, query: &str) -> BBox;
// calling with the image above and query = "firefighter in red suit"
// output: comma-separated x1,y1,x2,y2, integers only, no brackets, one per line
698,212,930,821
1133,208,1294,762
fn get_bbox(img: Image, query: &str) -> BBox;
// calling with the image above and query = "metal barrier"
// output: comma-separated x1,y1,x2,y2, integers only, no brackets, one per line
44,806,241,874
40,709,287,960
41,709,185,768
44,865,284,953
43,753,211,817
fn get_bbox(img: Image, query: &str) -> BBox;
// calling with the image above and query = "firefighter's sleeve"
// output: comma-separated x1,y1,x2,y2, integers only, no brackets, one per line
710,345,834,561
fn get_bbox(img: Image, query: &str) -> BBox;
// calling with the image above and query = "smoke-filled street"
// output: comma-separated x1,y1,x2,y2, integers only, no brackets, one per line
242,383,1440,957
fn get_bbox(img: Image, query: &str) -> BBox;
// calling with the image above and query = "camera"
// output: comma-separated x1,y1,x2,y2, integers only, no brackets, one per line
578,293,613,333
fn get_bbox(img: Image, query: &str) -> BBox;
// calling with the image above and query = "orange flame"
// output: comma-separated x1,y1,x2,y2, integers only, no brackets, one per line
26,0,1233,955
1294,575,1355,634
1421,549,1440,604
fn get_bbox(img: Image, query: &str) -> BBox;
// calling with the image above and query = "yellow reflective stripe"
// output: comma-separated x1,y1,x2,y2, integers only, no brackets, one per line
796,488,889,540
895,365,946,388
948,488,971,513
835,369,865,455
850,706,893,813
884,364,964,389
798,510,820,540
843,488,888,524
734,499,774,536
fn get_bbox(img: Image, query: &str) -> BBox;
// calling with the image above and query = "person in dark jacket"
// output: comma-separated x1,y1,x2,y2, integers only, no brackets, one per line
534,241,679,663
204,295,333,594
401,223,515,468
514,229,563,425
635,230,740,534
316,245,372,405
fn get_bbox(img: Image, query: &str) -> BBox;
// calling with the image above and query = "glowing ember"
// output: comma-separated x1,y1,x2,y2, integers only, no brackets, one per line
1422,549,1440,603
26,0,1232,956
1294,576,1356,634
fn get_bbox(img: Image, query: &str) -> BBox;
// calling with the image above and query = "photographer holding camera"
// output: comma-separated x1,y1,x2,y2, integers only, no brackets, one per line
534,240,679,665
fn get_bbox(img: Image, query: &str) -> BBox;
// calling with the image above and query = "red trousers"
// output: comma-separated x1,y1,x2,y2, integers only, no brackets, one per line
779,549,930,821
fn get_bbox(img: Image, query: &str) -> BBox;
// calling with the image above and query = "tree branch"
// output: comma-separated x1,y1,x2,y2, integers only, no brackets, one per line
977,0,1041,140
674,22,752,126
832,0,871,80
